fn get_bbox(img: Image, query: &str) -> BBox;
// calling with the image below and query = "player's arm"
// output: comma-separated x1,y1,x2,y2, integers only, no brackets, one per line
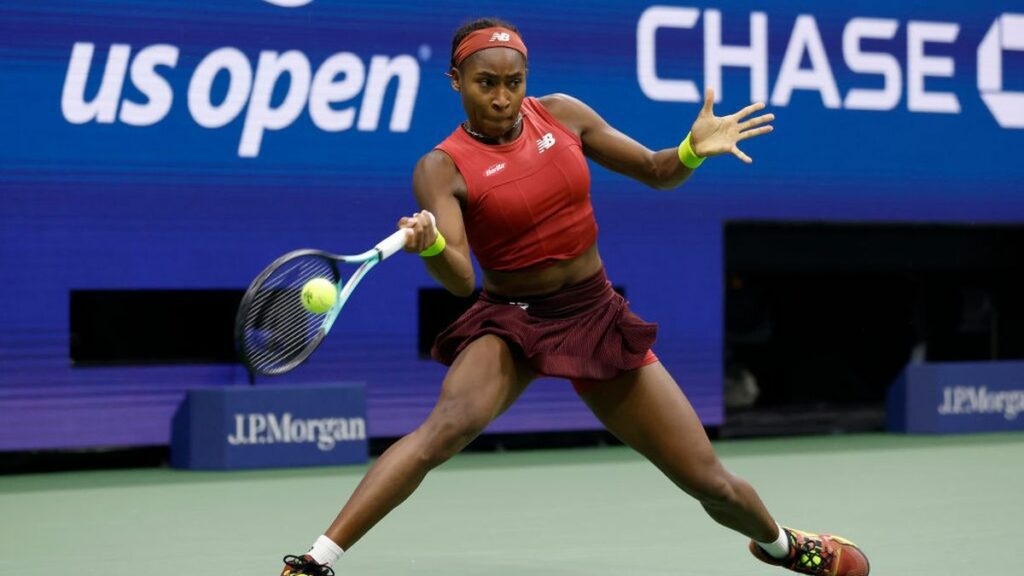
402,150,476,297
540,90,773,190
541,93,692,190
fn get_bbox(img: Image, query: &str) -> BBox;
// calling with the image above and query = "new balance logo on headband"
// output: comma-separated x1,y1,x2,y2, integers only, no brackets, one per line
490,32,511,42
536,132,556,154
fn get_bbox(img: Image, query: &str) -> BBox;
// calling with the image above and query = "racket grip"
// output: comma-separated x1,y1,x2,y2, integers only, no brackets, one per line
376,228,412,260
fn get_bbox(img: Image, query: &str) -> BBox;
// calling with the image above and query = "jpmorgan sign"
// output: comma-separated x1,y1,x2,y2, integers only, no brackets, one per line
888,362,1024,434
227,412,366,451
937,386,1024,421
171,383,368,470
638,7,1024,128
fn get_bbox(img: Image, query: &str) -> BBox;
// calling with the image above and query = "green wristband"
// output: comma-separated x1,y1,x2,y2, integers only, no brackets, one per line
419,231,446,257
677,132,705,169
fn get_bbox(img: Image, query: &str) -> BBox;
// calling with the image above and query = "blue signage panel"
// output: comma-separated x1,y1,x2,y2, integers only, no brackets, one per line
171,382,368,469
888,362,1024,434
2,0,1023,449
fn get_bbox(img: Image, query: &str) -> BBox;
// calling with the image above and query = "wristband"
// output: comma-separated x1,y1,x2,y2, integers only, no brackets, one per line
677,132,705,169
419,231,446,257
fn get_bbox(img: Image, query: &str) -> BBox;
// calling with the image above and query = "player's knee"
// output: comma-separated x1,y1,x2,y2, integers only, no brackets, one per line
689,470,740,508
417,404,489,467
662,451,737,507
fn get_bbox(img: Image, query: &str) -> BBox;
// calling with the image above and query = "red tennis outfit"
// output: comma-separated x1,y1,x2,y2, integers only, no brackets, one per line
431,97,658,392
437,97,597,270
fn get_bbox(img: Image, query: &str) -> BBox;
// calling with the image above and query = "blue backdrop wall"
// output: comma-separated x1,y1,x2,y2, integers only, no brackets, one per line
2,0,1023,450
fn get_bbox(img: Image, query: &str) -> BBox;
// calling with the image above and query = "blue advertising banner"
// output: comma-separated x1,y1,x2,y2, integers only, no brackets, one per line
888,362,1024,434
171,382,367,470
2,0,1023,450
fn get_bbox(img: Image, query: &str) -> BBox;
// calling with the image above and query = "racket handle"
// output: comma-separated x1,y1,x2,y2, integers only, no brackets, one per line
376,228,412,261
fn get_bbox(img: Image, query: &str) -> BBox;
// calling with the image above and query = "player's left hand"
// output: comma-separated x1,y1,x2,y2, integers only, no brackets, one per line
689,88,774,164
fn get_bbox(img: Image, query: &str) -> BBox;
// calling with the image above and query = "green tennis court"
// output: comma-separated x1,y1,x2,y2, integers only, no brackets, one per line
2,432,1021,575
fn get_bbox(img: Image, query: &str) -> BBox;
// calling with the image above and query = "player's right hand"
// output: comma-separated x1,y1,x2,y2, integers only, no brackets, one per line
398,210,438,253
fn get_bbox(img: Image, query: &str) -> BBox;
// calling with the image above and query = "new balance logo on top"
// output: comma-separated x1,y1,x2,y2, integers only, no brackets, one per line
490,32,511,42
485,162,506,176
536,132,556,153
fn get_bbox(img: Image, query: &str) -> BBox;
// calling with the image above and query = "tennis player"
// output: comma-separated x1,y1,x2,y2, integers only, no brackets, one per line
281,18,869,576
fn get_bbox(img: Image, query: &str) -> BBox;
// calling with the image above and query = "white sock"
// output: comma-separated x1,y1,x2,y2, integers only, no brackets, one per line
307,535,344,567
756,523,790,559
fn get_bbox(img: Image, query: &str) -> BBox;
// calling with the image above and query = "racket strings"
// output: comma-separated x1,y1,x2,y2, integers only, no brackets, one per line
245,265,329,370
240,255,339,374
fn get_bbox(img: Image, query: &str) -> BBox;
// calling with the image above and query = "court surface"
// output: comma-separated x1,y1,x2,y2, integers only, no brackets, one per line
2,432,1022,575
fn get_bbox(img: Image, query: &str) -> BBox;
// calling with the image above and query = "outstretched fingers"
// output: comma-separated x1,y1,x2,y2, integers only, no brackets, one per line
739,112,774,131
732,145,753,164
701,88,716,116
733,101,766,121
737,111,773,146
739,125,773,141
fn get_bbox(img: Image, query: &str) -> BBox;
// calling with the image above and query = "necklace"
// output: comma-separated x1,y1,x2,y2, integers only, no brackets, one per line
462,113,523,143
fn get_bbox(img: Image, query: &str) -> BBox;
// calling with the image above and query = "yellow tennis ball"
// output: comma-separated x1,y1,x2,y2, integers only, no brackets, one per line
301,278,336,314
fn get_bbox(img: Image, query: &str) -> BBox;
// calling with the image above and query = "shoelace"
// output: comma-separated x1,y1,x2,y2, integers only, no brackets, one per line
282,555,335,576
791,533,836,573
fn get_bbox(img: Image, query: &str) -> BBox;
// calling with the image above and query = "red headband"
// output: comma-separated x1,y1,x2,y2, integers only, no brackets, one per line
452,27,528,68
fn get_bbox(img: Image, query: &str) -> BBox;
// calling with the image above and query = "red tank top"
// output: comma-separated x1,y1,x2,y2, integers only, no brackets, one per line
435,97,598,271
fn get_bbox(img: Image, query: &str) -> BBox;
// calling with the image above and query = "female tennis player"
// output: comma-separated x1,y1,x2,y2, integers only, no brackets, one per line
281,17,869,576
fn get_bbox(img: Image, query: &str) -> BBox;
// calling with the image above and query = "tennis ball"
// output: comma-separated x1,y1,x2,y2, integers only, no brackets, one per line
301,278,336,314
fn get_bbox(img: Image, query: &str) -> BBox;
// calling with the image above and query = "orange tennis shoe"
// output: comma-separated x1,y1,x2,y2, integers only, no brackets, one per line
749,527,870,576
280,554,334,576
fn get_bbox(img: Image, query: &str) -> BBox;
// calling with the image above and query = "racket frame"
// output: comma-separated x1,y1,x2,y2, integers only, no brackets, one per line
235,229,409,376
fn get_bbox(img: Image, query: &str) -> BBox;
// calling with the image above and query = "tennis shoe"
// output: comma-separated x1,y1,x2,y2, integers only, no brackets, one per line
749,527,870,576
280,554,334,576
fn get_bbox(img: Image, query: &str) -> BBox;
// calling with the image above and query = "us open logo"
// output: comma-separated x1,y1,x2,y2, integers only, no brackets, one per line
61,42,423,157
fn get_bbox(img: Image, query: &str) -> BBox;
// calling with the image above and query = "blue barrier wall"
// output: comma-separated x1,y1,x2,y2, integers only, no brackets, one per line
2,0,1023,449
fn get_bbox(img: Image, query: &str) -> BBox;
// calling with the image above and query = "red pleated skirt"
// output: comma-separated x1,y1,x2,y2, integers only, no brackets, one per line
431,268,658,382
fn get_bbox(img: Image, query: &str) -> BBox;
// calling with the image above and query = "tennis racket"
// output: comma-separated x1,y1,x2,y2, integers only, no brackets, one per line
235,228,410,376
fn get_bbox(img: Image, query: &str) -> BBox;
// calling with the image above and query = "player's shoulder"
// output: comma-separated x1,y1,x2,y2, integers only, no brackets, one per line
536,93,595,137
413,148,465,198
537,93,586,116
416,148,457,176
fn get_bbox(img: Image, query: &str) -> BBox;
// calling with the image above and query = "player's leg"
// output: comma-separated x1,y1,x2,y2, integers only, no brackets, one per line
577,361,870,575
578,360,777,540
283,335,533,574
327,334,534,547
